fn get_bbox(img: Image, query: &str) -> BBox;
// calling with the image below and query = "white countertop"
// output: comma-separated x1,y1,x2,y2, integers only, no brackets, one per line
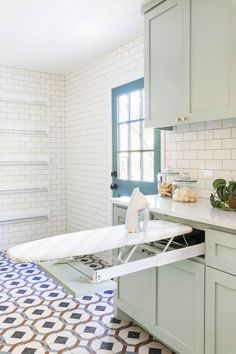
111,195,236,231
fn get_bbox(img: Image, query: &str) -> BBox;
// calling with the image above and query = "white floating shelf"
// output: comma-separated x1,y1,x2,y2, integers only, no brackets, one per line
0,208,49,224
0,182,49,193
0,122,49,135
0,92,49,106
0,155,49,165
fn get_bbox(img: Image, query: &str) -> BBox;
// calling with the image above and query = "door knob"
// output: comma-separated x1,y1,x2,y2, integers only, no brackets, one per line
111,171,117,177
110,183,118,190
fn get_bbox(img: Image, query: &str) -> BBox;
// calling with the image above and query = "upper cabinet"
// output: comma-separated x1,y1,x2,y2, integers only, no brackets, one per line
143,0,236,129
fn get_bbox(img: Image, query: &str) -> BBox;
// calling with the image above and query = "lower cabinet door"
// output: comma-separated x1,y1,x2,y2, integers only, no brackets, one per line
113,205,127,225
205,266,236,354
155,260,205,354
115,250,157,328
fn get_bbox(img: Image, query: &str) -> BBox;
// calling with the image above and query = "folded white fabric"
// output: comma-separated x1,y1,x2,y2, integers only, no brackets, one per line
125,188,150,233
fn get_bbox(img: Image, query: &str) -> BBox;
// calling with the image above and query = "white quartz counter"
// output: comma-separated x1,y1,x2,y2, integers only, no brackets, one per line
111,195,236,231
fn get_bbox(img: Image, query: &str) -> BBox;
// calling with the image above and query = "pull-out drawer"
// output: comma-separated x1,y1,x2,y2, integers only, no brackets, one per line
39,241,204,297
206,229,236,275
38,259,117,298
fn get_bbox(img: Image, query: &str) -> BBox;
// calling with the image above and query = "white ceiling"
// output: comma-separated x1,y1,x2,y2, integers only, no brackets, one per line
0,0,144,75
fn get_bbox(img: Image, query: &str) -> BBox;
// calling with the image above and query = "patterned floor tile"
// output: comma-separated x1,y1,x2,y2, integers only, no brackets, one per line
118,325,150,345
34,316,64,334
138,341,173,354
0,252,174,354
0,293,10,303
45,330,77,351
76,321,106,339
2,325,34,345
10,341,46,354
62,308,91,324
0,313,24,329
16,295,42,309
91,336,123,353
9,286,34,298
24,305,52,320
87,302,113,317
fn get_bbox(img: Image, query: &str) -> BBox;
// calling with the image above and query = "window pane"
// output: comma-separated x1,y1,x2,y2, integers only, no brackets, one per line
143,126,154,150
118,94,129,122
130,152,141,181
143,151,154,182
118,124,128,151
118,152,128,180
130,90,142,120
130,122,141,150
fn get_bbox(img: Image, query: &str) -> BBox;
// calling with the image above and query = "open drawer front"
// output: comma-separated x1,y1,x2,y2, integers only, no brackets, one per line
38,240,205,297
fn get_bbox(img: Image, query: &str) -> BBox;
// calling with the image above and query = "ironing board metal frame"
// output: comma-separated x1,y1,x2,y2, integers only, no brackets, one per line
39,237,205,284
92,242,204,282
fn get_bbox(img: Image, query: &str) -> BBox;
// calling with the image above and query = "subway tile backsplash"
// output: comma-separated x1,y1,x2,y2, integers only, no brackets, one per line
165,120,236,198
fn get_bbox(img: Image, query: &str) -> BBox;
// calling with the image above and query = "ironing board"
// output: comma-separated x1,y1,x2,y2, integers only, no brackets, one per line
8,220,192,263
8,220,205,296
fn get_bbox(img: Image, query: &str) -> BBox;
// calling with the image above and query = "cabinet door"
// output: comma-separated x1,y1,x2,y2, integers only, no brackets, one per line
155,260,205,354
116,251,157,328
189,0,236,123
206,266,236,354
113,205,157,328
145,0,190,128
113,205,127,225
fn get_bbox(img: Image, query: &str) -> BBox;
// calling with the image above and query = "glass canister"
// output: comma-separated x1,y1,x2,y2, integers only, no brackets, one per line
157,169,180,197
172,174,198,202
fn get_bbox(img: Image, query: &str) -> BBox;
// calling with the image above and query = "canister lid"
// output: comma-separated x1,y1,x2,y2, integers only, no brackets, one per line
158,168,179,175
174,173,197,183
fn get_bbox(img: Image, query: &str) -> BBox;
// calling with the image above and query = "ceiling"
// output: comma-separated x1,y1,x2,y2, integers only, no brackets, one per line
0,0,144,75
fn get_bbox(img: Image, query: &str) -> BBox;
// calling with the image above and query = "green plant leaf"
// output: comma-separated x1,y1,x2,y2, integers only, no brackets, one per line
228,182,236,195
222,185,229,202
216,186,224,200
213,178,226,189
210,194,216,207
231,185,236,198
215,200,224,208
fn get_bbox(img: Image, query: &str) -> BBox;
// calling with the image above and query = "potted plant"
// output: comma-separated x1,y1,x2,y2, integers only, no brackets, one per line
210,179,236,210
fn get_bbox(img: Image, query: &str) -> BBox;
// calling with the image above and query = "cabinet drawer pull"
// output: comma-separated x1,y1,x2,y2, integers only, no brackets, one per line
176,116,189,122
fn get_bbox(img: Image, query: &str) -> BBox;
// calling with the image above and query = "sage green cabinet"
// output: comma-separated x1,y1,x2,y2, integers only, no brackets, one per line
113,205,126,225
144,0,190,128
113,205,205,354
113,206,157,329
116,251,157,328
206,229,236,276
155,260,204,354
144,0,236,128
205,266,236,354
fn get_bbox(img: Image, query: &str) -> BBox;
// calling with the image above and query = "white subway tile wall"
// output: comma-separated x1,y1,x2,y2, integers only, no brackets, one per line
65,36,144,232
165,121,236,198
0,66,66,250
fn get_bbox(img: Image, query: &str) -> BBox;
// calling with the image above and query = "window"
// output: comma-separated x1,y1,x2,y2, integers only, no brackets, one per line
112,78,160,196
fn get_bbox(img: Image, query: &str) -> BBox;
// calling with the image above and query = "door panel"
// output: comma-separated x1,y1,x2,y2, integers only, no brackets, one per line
155,260,205,354
206,266,236,354
145,0,190,128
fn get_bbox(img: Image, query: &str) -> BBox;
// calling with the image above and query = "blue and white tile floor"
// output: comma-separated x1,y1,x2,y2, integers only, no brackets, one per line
0,253,175,354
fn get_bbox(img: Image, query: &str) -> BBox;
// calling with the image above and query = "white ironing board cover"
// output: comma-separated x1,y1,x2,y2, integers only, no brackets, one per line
7,220,192,263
